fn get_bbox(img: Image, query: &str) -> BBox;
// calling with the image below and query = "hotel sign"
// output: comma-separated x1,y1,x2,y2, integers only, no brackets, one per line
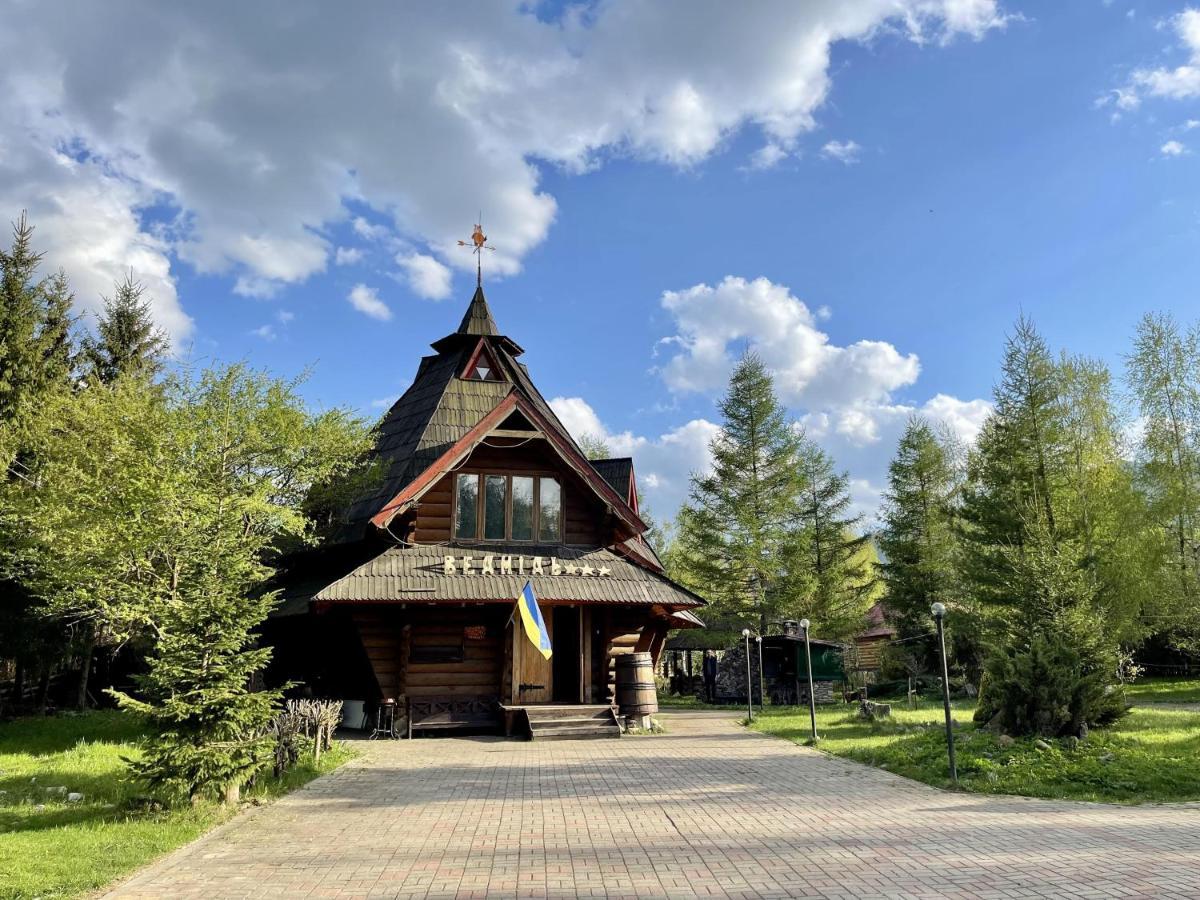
443,554,612,577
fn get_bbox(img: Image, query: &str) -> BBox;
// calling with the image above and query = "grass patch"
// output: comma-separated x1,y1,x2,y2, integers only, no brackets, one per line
750,699,1200,804
657,695,745,710
1124,676,1200,705
0,710,352,900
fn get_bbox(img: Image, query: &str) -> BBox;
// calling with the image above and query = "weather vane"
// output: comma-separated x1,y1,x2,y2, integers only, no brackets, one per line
457,218,494,287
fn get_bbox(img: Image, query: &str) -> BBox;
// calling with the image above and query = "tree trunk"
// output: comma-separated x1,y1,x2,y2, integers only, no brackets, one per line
13,658,25,710
36,663,51,714
224,782,240,805
76,628,96,710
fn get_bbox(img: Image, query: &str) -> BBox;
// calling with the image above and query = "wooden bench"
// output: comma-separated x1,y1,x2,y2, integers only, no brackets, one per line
406,697,500,738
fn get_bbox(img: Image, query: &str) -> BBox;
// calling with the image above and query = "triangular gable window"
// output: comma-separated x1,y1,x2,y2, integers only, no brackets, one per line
461,340,505,382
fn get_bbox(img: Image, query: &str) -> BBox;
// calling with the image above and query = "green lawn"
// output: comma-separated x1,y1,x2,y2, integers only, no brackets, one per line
0,711,352,900
749,698,1200,804
1124,675,1200,705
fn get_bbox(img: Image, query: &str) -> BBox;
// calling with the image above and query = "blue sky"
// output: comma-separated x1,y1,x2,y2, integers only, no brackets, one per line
3,1,1199,524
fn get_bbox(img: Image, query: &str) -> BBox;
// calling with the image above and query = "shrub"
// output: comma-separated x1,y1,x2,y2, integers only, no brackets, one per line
974,627,1127,738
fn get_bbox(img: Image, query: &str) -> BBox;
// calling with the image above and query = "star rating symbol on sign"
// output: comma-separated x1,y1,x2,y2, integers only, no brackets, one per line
563,563,578,575
580,564,594,576
597,566,611,577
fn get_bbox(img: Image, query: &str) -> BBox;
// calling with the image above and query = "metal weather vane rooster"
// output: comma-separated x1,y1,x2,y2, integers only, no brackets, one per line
458,220,494,287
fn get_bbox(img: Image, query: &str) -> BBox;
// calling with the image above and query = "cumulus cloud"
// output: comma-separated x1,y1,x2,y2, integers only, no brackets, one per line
659,276,920,414
821,139,863,163
347,283,392,321
0,2,1007,335
397,252,453,300
1113,8,1200,107
1161,139,1189,156
550,396,719,516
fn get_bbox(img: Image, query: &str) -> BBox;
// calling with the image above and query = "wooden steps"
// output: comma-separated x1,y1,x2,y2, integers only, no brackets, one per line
504,704,621,741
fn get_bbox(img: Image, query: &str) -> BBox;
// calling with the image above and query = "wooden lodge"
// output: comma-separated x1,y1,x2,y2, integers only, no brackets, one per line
268,284,705,739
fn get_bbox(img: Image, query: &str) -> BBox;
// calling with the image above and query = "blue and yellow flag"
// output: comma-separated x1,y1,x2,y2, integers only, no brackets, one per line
517,581,552,660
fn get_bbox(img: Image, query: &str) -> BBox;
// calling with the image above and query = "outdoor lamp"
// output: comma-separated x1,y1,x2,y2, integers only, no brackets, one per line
755,635,764,712
799,618,816,741
930,601,958,784
741,629,753,722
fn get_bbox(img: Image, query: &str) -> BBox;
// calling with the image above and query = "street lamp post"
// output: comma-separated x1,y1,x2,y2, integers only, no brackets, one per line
800,618,817,742
742,628,753,723
931,602,958,785
755,636,764,711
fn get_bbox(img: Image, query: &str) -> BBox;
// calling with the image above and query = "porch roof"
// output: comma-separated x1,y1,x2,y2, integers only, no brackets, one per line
312,544,706,608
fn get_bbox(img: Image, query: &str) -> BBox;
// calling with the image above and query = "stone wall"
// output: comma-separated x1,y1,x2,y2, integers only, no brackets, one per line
715,642,839,704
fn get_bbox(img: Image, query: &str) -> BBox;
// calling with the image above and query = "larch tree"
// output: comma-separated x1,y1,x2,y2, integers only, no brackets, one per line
673,353,808,633
1127,313,1200,648
795,442,875,638
877,416,959,671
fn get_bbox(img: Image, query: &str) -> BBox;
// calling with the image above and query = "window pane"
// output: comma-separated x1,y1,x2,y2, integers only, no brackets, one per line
484,475,506,540
538,478,561,542
511,476,534,540
454,474,478,540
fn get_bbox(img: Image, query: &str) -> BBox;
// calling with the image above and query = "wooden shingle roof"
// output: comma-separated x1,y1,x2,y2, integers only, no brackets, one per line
312,544,705,608
590,457,634,498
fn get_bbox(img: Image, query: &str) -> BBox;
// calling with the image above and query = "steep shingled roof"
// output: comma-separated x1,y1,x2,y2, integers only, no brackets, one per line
589,457,634,499
337,285,630,542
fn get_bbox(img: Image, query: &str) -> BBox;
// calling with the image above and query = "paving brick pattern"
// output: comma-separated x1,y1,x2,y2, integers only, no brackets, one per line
108,710,1200,899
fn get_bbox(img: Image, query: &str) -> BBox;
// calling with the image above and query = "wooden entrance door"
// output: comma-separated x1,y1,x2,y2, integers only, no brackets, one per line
513,605,553,703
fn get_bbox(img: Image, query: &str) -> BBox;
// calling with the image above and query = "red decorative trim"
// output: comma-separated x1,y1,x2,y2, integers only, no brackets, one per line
369,393,520,528
368,391,648,537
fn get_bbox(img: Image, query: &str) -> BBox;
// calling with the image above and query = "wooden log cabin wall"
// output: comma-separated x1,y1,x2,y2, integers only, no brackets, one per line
271,282,706,736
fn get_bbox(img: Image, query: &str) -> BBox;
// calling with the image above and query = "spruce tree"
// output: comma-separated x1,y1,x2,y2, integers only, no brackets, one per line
674,353,807,633
84,271,169,384
0,213,50,434
877,416,958,669
796,442,875,637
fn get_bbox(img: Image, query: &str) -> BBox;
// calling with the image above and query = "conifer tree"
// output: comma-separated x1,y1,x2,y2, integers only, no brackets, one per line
877,416,958,668
84,271,169,384
796,442,875,637
674,353,808,632
959,316,1066,624
1127,313,1200,645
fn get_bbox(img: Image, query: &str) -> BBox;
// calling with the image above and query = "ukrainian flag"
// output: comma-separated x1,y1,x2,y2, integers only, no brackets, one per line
517,581,552,660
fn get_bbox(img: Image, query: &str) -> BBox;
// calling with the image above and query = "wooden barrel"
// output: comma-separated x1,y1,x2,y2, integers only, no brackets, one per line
615,651,658,717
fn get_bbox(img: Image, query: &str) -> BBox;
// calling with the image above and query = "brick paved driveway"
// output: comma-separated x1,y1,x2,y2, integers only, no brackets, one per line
109,710,1200,899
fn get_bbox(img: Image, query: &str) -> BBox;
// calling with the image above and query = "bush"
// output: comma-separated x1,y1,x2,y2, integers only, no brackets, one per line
974,628,1127,738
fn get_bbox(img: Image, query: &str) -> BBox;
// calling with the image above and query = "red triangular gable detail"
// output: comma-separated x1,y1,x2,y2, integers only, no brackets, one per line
460,338,504,382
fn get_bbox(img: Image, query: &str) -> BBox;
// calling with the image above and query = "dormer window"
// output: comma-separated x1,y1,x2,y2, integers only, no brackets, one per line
462,340,504,382
453,473,562,542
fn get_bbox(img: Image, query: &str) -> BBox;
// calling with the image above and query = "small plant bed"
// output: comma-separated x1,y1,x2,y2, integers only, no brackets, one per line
0,710,353,900
749,700,1200,804
1123,676,1200,705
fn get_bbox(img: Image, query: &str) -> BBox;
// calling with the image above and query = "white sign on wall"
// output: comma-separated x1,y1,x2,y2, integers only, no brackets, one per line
442,554,612,577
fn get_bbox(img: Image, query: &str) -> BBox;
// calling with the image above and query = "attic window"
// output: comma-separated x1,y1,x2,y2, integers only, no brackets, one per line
462,342,503,382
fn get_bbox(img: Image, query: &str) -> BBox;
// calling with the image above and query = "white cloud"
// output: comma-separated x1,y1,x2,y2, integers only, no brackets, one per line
658,276,920,412
820,139,863,164
1161,139,1189,156
748,142,789,170
0,2,1007,332
335,246,364,265
250,324,276,341
1119,9,1200,104
347,283,392,321
276,309,295,324
1183,119,1200,131
397,252,453,300
550,396,719,517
